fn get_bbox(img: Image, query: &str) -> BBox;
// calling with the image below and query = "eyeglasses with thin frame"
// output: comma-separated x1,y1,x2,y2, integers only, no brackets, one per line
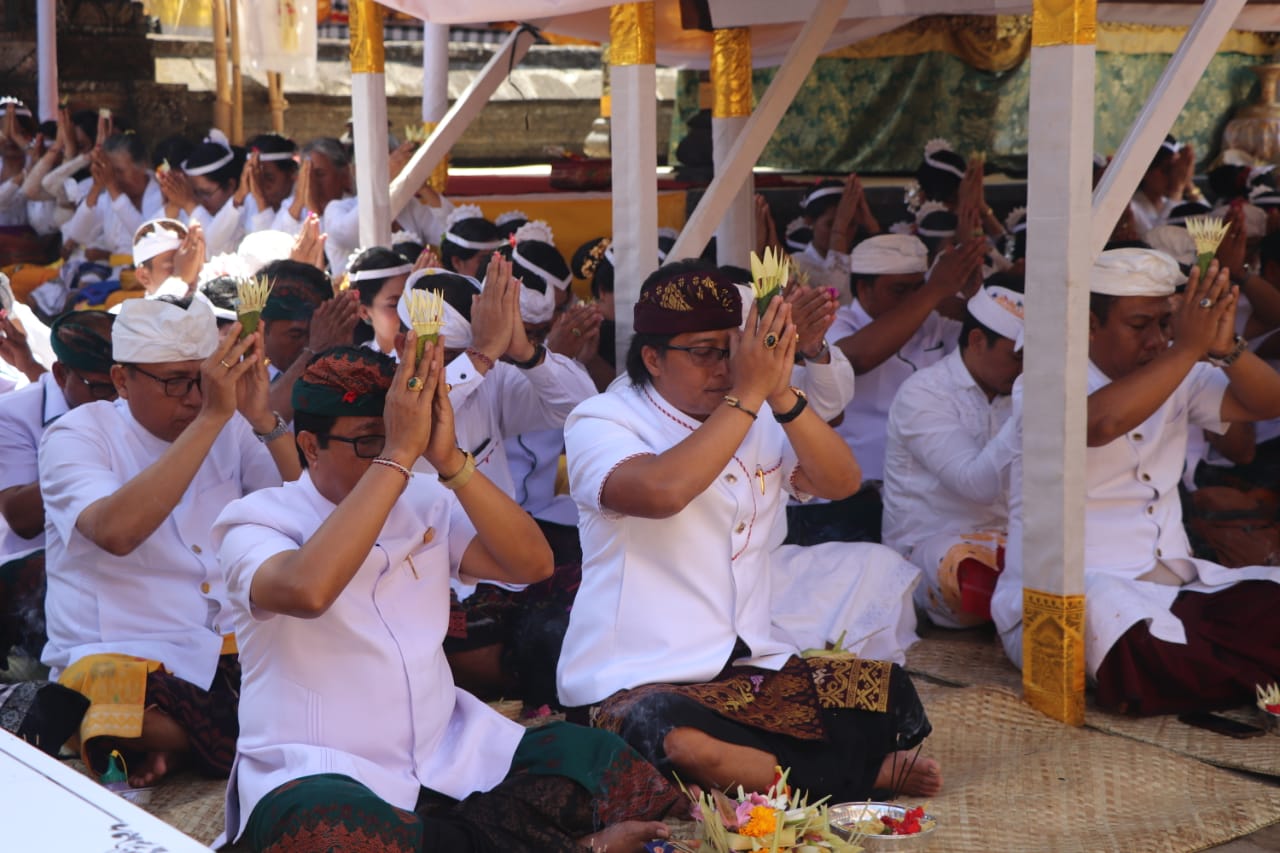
67,368,117,401
128,364,202,397
664,344,731,368
319,433,387,459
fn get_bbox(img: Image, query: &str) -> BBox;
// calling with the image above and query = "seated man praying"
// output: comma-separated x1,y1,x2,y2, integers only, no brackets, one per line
39,296,300,785
557,262,939,802
212,343,684,853
882,275,1025,628
994,250,1280,715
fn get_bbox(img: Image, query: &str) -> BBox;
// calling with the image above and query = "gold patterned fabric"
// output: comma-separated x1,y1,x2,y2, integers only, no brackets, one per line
1022,589,1086,725
591,655,895,742
348,0,385,74
712,29,753,119
1032,0,1097,48
633,270,741,334
610,3,656,67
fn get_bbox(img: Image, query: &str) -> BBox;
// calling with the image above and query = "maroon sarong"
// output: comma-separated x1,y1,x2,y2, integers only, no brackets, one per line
1095,580,1280,716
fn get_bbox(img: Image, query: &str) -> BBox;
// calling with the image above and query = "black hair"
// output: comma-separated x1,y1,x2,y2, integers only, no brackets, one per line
1208,165,1252,203
510,240,570,294
801,180,843,221
441,216,500,270
1089,292,1117,325
259,259,333,303
347,247,408,306
152,134,195,170
246,133,299,174
102,132,148,166
201,275,239,315
917,208,959,257
625,332,675,386
572,237,614,298
408,270,480,323
155,294,195,310
918,148,966,204
496,215,528,240
184,139,245,189
392,239,425,264
69,109,98,144
852,273,877,299
39,119,57,138
292,409,337,470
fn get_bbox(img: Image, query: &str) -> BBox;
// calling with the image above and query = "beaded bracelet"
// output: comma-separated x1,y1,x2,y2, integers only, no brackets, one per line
466,348,495,371
371,456,412,483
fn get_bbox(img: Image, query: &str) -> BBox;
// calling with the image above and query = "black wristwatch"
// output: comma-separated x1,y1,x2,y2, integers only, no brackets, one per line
508,344,546,370
773,387,808,424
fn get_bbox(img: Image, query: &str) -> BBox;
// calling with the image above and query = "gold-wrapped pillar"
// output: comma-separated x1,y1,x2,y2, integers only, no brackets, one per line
711,28,754,267
1020,0,1096,726
349,0,391,248
609,3,659,373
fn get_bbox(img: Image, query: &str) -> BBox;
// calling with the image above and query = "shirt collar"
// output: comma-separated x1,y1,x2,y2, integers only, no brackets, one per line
40,372,71,427
945,347,981,391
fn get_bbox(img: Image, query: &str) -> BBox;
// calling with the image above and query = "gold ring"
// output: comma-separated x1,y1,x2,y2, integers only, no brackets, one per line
219,359,232,369
407,377,425,392
764,333,779,350
572,328,582,337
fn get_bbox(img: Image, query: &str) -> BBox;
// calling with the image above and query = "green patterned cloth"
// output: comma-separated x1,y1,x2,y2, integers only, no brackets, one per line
671,51,1263,175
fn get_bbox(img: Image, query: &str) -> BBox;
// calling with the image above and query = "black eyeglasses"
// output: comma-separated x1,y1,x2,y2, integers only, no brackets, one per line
319,433,387,459
67,368,117,401
128,365,202,397
664,344,731,368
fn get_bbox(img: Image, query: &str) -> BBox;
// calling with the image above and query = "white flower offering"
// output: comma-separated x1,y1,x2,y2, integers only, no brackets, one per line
750,246,791,320
407,288,445,363
1185,215,1230,279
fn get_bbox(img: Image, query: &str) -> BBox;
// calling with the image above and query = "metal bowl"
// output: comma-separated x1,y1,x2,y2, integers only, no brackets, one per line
1262,709,1280,734
828,802,938,851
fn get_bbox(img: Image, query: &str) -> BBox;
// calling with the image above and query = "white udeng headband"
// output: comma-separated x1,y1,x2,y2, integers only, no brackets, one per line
444,231,505,251
968,284,1025,350
348,262,413,284
512,245,572,291
802,186,843,209
916,220,956,239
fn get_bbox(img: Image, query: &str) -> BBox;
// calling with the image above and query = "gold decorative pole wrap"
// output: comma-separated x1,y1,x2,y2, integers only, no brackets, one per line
609,3,656,67
1032,0,1097,46
211,0,231,136
1022,591,1087,724
349,0,386,75
711,28,753,119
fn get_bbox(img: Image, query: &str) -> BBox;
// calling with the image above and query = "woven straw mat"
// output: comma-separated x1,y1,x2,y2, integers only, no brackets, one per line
905,626,1280,778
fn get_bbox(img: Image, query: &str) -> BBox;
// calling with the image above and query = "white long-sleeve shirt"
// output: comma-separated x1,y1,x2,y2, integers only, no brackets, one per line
882,349,1015,556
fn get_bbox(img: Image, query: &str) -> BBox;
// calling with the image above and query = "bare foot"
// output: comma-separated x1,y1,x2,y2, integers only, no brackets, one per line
579,820,670,852
128,750,180,787
874,751,942,798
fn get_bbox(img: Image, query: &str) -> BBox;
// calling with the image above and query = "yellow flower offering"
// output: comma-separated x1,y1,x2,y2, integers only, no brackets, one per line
749,246,791,318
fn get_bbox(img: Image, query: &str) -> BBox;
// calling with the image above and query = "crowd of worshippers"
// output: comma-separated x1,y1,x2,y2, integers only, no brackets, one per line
0,89,1278,851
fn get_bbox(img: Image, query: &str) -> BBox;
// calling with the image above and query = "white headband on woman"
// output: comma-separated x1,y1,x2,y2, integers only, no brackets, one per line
398,268,476,348
513,245,571,292
348,263,413,284
183,129,235,177
923,138,965,179
802,185,843,209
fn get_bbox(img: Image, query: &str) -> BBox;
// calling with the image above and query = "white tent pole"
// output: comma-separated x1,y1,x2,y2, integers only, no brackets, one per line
610,3,659,372
422,22,451,123
350,0,392,247
669,0,845,263
389,26,535,219
1021,0,1096,726
36,0,57,121
712,28,755,267
1091,0,1246,256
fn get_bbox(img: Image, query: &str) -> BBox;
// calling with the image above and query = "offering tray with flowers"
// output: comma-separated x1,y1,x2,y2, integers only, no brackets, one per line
669,767,865,853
